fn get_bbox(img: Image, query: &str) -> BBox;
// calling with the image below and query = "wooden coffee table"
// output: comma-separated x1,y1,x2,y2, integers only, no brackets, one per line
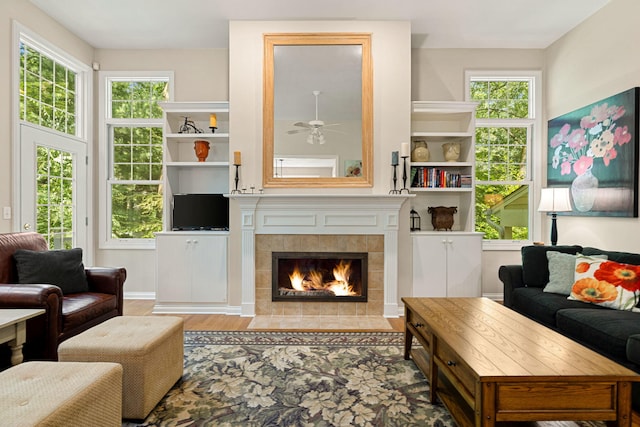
403,297,639,427
0,308,45,365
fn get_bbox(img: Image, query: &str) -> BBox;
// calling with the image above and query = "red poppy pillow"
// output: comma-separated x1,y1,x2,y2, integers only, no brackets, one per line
568,255,640,311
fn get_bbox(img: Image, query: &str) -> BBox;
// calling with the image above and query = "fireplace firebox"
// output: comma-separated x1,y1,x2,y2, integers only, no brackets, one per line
272,252,367,302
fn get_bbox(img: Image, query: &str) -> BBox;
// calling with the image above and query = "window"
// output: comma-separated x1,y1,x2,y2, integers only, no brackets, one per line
19,37,80,137
99,72,172,248
466,71,541,246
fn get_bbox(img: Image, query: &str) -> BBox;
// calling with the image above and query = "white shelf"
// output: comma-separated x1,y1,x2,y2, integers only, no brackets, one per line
410,132,473,138
166,162,229,167
410,187,472,193
411,161,473,168
165,133,230,140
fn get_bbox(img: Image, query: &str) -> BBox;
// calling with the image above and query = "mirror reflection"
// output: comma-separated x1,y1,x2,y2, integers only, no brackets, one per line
263,33,372,187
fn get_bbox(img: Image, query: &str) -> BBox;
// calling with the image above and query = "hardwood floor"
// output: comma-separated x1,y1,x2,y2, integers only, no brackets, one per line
123,299,404,332
123,299,635,427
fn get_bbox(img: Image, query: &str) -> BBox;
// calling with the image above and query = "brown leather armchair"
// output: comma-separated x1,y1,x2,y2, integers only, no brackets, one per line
0,232,126,361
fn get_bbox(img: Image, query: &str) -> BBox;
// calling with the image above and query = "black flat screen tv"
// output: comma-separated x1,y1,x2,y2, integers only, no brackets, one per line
172,193,229,231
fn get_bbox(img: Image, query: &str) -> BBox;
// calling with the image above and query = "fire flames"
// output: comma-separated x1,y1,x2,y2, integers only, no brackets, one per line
287,260,357,296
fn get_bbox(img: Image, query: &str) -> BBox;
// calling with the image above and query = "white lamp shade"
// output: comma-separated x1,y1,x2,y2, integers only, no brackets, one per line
538,188,572,212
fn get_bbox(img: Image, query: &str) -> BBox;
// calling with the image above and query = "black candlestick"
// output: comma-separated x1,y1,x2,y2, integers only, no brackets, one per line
550,212,559,246
389,164,400,194
400,156,409,193
231,164,241,194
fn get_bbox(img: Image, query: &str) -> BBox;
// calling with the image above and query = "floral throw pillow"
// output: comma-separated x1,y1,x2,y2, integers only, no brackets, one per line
568,255,640,311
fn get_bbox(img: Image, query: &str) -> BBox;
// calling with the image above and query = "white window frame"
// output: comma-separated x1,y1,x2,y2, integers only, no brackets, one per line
11,21,92,250
465,70,543,251
98,71,174,249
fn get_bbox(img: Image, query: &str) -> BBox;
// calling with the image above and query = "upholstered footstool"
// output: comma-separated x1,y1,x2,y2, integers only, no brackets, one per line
0,361,122,427
58,316,184,420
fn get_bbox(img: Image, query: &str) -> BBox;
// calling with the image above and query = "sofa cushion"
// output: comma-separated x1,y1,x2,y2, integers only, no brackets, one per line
627,335,640,366
511,286,600,327
583,247,640,265
544,252,607,295
62,292,118,333
521,245,582,288
568,256,640,311
556,308,640,363
13,248,88,294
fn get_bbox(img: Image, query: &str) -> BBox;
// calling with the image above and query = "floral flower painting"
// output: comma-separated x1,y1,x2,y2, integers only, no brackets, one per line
547,87,639,217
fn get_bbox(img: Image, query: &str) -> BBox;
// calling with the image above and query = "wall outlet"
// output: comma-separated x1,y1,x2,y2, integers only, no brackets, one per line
3,207,11,220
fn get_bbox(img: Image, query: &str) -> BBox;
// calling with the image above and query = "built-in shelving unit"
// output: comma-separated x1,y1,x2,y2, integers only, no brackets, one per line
154,101,230,314
159,101,230,231
410,101,482,297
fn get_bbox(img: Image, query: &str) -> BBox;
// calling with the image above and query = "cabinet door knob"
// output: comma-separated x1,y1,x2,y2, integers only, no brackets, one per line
447,360,456,366
414,322,424,328
193,240,198,244
186,239,192,244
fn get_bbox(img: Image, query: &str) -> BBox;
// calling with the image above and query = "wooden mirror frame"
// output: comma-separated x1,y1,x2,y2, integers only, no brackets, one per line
263,33,373,188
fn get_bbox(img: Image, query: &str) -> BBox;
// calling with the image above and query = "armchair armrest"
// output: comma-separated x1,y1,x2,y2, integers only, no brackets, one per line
85,267,126,315
0,284,63,360
498,265,524,308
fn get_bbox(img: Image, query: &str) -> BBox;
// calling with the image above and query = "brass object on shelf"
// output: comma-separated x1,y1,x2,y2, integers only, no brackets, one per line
427,206,457,231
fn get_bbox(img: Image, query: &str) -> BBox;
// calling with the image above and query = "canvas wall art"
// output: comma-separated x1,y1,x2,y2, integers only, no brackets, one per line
547,87,639,217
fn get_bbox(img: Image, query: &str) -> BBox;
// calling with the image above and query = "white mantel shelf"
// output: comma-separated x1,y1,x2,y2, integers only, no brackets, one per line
227,194,413,318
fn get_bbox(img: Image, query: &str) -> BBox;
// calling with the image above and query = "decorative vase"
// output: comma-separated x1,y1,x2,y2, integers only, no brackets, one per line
427,206,457,231
442,142,461,162
411,140,430,162
194,140,210,162
571,168,598,212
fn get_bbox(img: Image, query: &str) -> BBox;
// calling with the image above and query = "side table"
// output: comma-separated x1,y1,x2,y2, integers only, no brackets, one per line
0,308,45,365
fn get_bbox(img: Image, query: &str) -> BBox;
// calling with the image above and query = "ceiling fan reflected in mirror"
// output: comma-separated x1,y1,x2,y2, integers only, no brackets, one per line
287,90,342,144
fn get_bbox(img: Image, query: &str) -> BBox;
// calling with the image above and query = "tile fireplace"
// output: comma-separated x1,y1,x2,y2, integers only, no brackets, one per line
272,252,368,302
231,194,411,317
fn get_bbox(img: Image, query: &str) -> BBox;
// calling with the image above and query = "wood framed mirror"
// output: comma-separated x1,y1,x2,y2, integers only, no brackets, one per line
263,33,373,188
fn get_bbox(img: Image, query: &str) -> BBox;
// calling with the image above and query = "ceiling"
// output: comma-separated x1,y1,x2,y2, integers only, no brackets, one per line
30,0,610,50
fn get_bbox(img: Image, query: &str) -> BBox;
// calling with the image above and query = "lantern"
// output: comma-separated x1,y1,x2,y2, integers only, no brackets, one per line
410,209,421,231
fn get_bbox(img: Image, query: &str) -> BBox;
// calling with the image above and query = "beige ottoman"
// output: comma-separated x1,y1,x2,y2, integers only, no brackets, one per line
58,316,184,420
0,361,122,427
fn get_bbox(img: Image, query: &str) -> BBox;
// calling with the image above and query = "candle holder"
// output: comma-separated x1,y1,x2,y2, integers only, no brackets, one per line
231,164,241,194
400,156,410,193
209,126,217,134
389,164,400,194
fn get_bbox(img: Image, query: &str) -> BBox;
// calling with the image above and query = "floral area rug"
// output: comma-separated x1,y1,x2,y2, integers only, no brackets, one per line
124,331,454,427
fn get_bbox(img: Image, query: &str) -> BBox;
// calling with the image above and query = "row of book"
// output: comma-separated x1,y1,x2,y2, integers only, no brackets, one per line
411,167,472,188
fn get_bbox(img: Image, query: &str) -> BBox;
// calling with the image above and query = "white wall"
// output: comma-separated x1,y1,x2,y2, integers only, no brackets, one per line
544,0,640,254
0,0,93,234
412,48,546,295
6,0,636,302
228,21,412,307
92,49,228,295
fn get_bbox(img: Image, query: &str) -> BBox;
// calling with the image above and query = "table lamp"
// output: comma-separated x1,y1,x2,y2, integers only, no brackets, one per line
537,188,572,245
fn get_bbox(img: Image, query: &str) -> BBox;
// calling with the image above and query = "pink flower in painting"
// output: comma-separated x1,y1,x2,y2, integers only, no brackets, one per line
610,105,626,121
573,155,593,176
614,125,631,145
550,99,630,178
580,115,598,129
550,123,570,148
591,103,610,123
567,129,587,149
603,147,617,166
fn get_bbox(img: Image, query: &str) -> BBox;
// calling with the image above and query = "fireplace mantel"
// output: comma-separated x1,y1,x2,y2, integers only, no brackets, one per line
228,194,412,317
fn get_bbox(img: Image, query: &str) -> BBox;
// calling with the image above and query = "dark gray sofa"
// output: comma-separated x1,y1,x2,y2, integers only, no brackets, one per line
499,245,640,411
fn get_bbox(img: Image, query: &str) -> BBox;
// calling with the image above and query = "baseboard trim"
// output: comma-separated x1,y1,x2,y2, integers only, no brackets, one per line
124,292,155,300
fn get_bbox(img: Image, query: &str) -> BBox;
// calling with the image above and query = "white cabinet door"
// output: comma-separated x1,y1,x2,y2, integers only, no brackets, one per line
412,236,447,297
190,236,227,303
412,233,482,297
156,234,192,303
156,233,228,304
445,235,482,297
